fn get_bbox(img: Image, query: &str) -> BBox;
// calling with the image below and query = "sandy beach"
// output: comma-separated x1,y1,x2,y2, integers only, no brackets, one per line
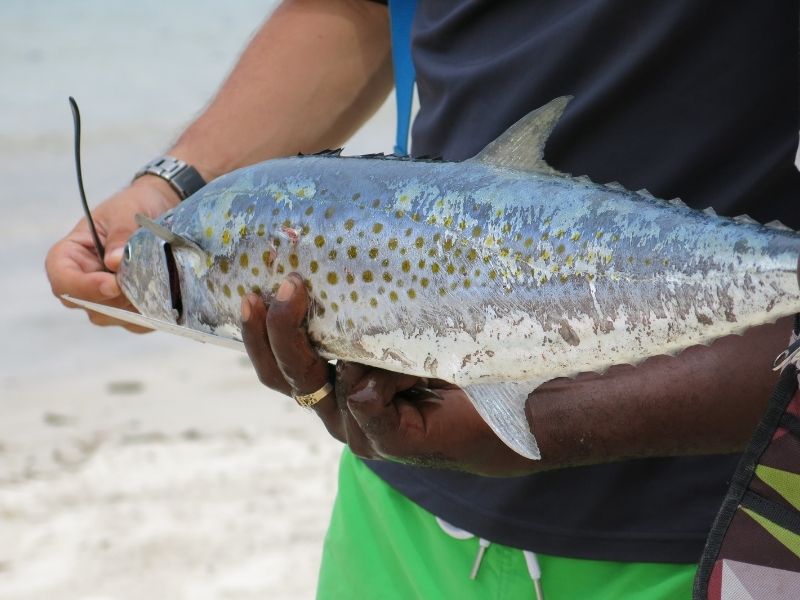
0,1,395,597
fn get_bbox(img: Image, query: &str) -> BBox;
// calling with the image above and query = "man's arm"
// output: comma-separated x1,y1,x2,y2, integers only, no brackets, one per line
242,275,789,476
46,0,392,324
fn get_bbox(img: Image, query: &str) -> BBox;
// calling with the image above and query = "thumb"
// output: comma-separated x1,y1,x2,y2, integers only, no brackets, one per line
103,224,134,271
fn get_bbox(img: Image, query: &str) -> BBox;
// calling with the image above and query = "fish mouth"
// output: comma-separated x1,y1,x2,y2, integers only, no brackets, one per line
163,242,184,324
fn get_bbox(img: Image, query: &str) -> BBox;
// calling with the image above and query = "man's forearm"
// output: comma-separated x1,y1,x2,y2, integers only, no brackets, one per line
529,317,792,470
167,0,392,182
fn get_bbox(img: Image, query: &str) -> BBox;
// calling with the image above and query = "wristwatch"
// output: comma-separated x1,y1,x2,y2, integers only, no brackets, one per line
133,156,207,200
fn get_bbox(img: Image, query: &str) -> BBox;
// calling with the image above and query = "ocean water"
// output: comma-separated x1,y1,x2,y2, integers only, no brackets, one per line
0,0,395,382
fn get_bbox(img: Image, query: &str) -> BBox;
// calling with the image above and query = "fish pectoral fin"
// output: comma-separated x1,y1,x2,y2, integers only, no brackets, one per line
468,96,572,177
134,214,207,259
462,381,543,460
61,295,245,352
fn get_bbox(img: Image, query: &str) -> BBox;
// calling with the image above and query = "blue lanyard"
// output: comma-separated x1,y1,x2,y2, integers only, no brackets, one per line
388,0,417,155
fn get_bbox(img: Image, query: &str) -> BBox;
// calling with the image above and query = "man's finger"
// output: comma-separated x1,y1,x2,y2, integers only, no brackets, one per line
265,274,340,427
346,369,424,458
241,293,291,396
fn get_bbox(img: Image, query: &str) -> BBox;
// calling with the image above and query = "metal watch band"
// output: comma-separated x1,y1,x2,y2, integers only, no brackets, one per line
133,156,206,200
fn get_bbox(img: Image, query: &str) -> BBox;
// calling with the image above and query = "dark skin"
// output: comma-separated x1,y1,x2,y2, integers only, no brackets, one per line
241,272,791,477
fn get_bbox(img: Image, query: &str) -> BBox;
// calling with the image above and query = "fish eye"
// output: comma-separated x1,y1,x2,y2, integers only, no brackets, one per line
123,244,132,263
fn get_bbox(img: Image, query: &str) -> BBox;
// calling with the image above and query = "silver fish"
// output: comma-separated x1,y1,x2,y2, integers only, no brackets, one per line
70,97,800,459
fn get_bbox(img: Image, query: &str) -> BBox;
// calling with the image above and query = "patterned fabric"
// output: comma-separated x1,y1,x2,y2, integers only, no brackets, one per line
695,364,800,599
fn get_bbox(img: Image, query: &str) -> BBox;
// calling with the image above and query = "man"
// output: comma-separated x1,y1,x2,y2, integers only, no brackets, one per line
47,1,800,597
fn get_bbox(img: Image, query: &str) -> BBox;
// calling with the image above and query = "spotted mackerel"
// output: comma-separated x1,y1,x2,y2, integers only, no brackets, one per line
69,97,800,459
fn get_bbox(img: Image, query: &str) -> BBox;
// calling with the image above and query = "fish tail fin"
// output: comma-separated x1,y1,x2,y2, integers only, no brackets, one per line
462,381,543,459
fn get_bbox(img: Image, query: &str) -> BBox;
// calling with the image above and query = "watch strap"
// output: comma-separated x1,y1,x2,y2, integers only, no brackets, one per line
133,156,206,200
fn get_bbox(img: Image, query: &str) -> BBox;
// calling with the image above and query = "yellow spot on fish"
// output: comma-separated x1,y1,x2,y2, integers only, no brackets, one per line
277,264,285,274
501,223,511,234
438,287,447,297
257,224,266,237
540,249,551,261
571,232,581,242
431,263,440,274
220,258,230,273
223,284,231,298
314,235,325,248
411,213,421,222
373,223,383,234
420,277,429,288
401,260,410,273
346,272,355,284
362,270,374,282
289,254,299,269
327,272,338,285
427,215,438,224
472,226,483,238
331,302,339,313
320,291,328,300
239,254,249,268
372,199,381,208
407,289,417,299
388,238,398,251
555,229,566,239
500,248,510,257
222,230,232,245
489,270,497,280
370,297,378,308
262,251,274,268
443,216,453,227
347,246,358,259
205,227,213,238
206,255,213,268
344,219,355,231
383,272,393,283
239,225,248,237
556,244,565,254
237,284,246,297
251,267,260,276
418,259,426,269
206,280,214,292
596,231,604,239
395,210,405,218
443,239,454,252
252,285,262,295
428,248,438,258
415,237,424,249
345,318,355,330
301,224,310,235
484,235,496,248
350,291,359,302
565,255,575,267
310,260,319,273
389,291,398,302
446,263,455,274
329,249,337,260
369,248,379,259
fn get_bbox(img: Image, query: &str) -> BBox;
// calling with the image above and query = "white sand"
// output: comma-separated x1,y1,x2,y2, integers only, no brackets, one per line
0,2,396,597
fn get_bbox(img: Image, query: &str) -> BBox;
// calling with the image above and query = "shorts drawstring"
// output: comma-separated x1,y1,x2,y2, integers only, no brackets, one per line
436,517,544,599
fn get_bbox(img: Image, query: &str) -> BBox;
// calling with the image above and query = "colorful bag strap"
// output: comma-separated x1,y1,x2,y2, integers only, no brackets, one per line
694,354,800,598
388,0,417,155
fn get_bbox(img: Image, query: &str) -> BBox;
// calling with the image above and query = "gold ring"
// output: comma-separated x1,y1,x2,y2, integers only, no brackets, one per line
292,382,334,409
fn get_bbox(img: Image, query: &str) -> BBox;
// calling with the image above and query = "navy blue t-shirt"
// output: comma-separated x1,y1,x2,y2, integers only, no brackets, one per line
366,0,800,562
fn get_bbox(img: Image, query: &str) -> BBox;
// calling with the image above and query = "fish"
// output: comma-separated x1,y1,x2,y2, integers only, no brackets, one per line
67,97,800,460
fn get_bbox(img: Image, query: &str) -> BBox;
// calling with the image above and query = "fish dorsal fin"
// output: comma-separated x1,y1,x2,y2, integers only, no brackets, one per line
765,219,794,232
135,214,206,258
702,206,717,217
668,197,688,208
733,214,758,225
469,96,573,176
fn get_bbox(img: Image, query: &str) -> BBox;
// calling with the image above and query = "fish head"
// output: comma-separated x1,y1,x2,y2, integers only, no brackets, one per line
117,225,179,323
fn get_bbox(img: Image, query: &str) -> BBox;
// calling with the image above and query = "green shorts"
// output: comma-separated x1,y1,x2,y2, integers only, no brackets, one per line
318,448,697,599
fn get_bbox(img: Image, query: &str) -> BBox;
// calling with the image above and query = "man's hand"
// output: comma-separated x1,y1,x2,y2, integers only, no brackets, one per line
45,176,179,331
241,274,536,476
